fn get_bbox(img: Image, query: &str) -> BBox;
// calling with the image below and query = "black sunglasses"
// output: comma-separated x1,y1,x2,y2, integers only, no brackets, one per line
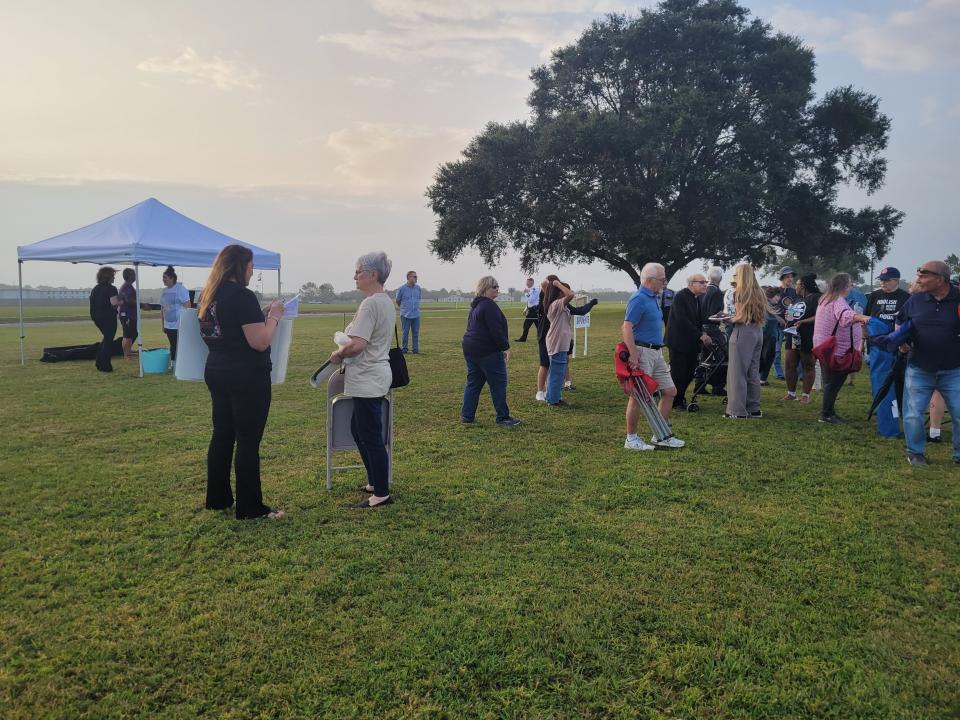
917,268,948,280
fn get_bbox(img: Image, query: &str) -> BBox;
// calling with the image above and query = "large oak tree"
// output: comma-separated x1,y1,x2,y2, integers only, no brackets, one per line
426,0,903,286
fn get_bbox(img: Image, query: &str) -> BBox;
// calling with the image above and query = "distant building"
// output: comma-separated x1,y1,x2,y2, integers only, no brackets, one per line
0,288,89,300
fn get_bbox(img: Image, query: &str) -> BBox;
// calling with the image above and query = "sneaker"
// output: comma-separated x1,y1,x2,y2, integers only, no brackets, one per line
759,380,769,386
721,413,748,419
401,348,408,354
799,394,811,404
535,391,546,402
496,417,522,427
564,382,576,390
514,338,526,342
548,400,570,408
749,411,762,418
782,393,796,401
652,435,685,449
928,435,942,443
907,453,928,466
460,416,474,424
624,436,655,451
818,415,842,424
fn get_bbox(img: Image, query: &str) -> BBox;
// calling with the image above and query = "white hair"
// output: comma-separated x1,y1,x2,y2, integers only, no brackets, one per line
707,266,723,283
640,263,665,282
687,273,705,285
356,252,392,284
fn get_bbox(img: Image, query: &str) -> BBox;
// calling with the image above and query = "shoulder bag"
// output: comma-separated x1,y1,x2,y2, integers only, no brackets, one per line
812,313,863,373
388,325,410,388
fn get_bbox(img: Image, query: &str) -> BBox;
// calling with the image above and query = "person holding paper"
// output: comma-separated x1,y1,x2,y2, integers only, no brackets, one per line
198,245,285,520
329,252,397,509
159,265,191,363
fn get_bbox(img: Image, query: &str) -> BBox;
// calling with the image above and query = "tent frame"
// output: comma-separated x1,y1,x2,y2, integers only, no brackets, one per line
17,262,281,377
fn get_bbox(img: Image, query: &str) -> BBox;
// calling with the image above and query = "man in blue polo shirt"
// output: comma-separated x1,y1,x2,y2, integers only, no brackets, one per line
622,263,684,451
395,270,422,354
897,260,960,466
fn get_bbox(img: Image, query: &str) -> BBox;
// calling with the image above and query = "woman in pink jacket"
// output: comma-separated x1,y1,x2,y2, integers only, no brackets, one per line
813,273,870,424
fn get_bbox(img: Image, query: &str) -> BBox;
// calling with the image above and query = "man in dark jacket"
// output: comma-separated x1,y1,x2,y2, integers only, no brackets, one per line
666,273,712,409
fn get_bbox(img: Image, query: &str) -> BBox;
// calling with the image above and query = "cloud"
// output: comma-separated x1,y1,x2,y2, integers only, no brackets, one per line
325,122,473,197
771,0,960,72
321,0,643,79
136,47,261,91
349,75,396,88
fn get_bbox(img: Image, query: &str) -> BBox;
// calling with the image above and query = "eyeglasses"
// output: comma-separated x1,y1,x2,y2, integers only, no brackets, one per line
491,284,499,289
691,280,707,284
916,268,946,280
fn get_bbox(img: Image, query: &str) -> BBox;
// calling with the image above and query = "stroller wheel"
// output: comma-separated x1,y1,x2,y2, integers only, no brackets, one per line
687,402,700,413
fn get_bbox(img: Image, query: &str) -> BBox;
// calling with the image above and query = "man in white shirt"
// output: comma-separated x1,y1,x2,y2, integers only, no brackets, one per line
515,277,541,342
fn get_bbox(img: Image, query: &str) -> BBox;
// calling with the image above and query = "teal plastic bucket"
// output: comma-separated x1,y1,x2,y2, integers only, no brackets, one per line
142,348,170,374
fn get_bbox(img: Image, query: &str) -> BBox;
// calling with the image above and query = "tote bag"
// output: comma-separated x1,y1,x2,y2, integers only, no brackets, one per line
389,326,410,388
813,316,863,373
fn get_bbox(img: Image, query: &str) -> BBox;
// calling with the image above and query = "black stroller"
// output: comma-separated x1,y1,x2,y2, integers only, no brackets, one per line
686,320,729,412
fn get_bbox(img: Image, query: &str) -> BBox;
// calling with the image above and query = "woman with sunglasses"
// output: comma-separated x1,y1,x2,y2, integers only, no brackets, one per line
460,276,521,427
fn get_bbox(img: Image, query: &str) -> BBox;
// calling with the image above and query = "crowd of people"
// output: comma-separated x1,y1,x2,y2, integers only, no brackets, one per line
88,264,191,372
87,248,959,520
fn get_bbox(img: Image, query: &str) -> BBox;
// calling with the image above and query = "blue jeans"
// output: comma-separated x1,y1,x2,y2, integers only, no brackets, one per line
401,315,420,352
462,352,510,421
546,351,568,404
773,325,784,378
904,365,960,460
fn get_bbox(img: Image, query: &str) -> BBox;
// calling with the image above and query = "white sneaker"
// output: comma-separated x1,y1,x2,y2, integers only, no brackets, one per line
624,436,655,451
652,435,685,449
535,391,546,401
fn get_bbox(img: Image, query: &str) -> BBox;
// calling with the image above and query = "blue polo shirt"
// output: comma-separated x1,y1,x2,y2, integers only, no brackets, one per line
896,285,960,372
395,284,421,318
625,286,663,345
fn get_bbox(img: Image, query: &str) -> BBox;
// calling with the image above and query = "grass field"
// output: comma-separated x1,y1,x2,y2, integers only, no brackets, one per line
1,306,957,718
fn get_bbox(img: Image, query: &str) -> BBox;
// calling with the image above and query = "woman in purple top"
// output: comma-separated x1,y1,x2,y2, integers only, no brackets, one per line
813,273,870,424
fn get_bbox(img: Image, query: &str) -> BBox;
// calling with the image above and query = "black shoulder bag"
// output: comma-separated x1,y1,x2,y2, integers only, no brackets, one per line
389,325,410,388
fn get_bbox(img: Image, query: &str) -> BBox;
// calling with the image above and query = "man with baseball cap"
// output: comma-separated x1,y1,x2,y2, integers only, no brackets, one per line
865,267,910,437
773,267,798,380
896,260,960,465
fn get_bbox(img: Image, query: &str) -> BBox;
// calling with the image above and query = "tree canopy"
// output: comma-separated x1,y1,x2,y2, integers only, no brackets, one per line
426,0,904,286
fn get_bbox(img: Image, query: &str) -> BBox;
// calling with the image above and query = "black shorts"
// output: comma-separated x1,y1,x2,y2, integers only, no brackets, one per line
120,315,138,339
538,338,550,368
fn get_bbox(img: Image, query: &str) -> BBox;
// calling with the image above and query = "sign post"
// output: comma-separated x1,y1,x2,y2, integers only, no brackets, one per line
571,294,591,357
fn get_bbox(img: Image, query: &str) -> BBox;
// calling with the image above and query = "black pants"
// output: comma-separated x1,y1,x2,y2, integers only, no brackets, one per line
517,307,540,341
94,318,117,372
759,330,777,381
668,346,699,404
351,396,389,496
820,367,849,419
204,369,272,519
164,329,179,360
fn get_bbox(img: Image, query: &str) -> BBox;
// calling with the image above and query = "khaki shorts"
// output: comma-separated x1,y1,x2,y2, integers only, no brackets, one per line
637,346,675,390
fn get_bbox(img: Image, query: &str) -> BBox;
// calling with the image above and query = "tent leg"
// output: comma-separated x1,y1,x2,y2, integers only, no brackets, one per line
135,263,143,378
17,260,25,366
277,266,281,297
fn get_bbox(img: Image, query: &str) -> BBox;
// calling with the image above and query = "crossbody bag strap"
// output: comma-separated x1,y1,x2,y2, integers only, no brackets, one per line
394,323,401,349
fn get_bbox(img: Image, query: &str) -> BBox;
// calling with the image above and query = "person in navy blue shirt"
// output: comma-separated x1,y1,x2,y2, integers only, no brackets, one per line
395,270,422,353
621,263,684,450
897,260,960,465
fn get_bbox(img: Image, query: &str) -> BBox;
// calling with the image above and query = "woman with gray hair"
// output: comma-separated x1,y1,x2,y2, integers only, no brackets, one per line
460,276,521,426
329,252,397,508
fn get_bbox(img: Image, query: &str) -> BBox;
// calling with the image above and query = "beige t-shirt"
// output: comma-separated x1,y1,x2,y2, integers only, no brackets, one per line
546,299,572,355
343,292,396,398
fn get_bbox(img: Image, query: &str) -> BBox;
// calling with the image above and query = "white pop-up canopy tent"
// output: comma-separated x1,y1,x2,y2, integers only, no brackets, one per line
16,197,282,376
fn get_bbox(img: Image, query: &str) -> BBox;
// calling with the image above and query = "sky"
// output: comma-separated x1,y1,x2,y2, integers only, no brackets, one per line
1,0,957,293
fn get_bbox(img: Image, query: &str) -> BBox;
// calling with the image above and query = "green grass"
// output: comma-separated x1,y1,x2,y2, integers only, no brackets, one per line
1,307,957,718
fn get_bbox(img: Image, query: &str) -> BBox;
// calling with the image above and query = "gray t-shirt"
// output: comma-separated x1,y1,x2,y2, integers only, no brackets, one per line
344,292,396,397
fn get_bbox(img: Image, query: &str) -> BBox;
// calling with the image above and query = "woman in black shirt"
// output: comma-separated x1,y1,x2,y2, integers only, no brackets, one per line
782,274,821,403
89,266,119,372
199,245,284,520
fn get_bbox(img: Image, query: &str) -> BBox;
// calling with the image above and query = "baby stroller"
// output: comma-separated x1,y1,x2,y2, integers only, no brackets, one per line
686,321,729,412
614,342,676,444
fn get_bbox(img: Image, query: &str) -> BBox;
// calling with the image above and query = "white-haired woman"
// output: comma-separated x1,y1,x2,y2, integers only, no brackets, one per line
329,252,397,508
460,276,521,426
